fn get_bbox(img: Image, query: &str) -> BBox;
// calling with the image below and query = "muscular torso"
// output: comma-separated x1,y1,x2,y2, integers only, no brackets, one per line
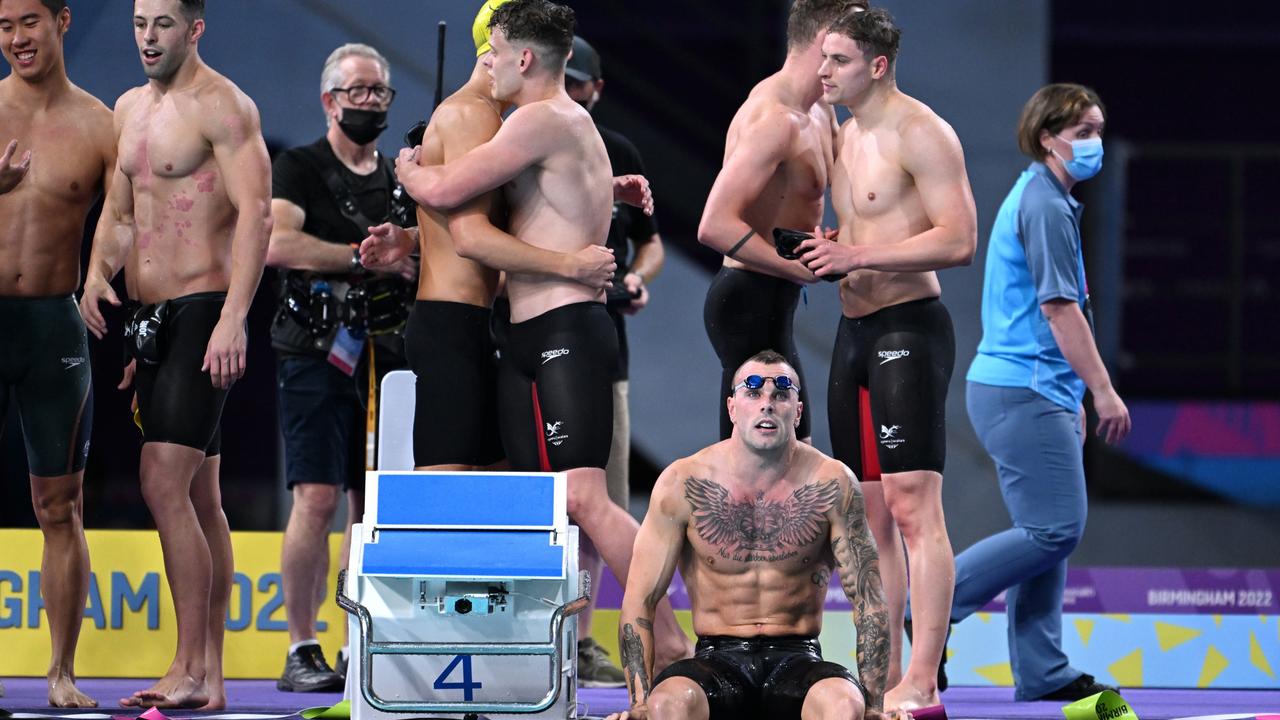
0,80,112,296
415,94,500,307
676,444,841,638
831,103,941,318
722,84,834,274
504,99,611,323
116,77,235,304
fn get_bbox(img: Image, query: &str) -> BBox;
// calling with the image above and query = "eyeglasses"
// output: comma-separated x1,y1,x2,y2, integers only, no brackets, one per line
331,85,397,105
732,374,800,394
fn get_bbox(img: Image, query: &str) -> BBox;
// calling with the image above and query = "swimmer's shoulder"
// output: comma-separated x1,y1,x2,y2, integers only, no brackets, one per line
68,87,115,163
190,68,258,116
63,83,111,117
533,96,597,137
430,94,503,149
797,443,857,487
661,445,726,490
436,90,502,126
57,84,113,142
112,85,147,115
728,96,805,156
651,452,719,522
739,79,808,125
894,94,959,148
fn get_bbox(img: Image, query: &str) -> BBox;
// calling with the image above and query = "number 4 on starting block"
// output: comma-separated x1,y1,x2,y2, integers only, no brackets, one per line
433,654,483,701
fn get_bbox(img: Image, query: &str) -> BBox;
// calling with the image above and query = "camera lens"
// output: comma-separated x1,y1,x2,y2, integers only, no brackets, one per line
454,598,473,614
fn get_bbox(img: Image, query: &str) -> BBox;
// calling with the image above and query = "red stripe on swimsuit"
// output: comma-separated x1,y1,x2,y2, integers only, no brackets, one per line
859,386,882,482
531,381,552,472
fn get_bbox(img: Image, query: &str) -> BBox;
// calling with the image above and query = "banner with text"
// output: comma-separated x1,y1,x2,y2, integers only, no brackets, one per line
0,529,346,678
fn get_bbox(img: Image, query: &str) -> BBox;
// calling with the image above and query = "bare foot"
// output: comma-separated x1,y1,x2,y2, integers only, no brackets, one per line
196,642,226,710
884,681,940,712
119,673,209,709
48,674,99,708
196,690,226,711
196,675,226,711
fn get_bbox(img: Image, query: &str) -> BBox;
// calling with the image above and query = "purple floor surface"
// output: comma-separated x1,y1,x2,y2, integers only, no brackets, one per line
3,678,1279,719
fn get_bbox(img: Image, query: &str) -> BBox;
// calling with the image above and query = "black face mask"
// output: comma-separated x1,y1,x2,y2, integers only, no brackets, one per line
337,108,388,145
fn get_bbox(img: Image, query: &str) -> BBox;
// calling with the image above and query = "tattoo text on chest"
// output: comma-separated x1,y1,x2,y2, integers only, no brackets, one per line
684,478,839,562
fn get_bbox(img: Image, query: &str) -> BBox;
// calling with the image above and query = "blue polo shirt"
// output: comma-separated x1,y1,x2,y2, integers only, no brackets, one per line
967,162,1088,411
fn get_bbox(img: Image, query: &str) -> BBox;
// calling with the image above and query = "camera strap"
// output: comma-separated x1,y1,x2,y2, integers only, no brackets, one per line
321,165,380,233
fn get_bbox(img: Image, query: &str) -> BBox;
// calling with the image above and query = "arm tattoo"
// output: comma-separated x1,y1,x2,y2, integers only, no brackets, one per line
636,617,653,630
855,608,890,710
833,484,890,708
621,622,652,705
725,229,755,259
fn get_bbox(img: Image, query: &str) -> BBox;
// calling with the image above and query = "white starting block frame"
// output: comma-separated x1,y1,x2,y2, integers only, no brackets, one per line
337,372,588,718
374,370,417,472
338,472,587,718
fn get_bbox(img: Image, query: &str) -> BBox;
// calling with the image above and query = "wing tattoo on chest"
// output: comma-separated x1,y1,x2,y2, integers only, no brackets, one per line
684,478,840,562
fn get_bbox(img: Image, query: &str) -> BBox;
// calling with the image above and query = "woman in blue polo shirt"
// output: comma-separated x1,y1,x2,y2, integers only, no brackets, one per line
955,84,1132,701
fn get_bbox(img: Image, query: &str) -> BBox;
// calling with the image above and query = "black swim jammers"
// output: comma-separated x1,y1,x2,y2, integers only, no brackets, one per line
133,292,232,454
653,635,864,719
0,295,93,477
828,297,955,479
498,301,617,472
404,300,504,468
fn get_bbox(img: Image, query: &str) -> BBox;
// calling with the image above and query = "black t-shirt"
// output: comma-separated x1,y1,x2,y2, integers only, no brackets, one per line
598,123,659,381
270,137,416,357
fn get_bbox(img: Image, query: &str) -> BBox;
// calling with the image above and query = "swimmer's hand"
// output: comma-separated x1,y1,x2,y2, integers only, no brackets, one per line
0,140,32,195
867,710,914,720
120,360,140,428
566,244,616,290
202,316,247,390
619,272,649,316
360,223,417,280
79,276,122,339
797,225,862,278
394,145,423,193
605,703,649,720
119,359,137,392
613,174,654,216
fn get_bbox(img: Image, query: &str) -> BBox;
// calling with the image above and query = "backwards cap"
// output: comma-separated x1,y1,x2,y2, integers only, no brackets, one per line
473,0,518,57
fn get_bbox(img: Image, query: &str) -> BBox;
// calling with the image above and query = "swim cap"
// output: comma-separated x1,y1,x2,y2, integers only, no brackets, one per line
473,0,517,57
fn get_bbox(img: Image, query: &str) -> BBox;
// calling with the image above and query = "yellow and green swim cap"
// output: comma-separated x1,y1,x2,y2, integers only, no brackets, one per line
472,0,518,57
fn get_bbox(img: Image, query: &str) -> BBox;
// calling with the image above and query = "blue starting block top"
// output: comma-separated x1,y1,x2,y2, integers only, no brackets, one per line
369,472,562,529
359,471,568,579
362,529,564,579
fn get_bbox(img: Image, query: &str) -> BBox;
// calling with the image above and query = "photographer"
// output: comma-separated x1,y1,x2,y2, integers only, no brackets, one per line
265,43,416,692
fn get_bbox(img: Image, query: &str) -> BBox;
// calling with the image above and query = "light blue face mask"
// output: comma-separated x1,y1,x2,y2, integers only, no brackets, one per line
1054,135,1103,181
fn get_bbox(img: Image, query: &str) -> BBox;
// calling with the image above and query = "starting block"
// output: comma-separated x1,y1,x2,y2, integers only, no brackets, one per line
338,470,587,718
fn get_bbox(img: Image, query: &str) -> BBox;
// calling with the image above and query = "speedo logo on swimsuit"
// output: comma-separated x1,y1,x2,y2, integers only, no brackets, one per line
540,348,570,364
879,424,906,449
61,356,87,370
877,350,910,365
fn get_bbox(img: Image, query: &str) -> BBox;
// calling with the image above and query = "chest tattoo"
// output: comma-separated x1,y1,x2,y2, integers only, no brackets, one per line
684,478,839,562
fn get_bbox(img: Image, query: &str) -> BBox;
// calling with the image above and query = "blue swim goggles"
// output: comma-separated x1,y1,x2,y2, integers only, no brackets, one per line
733,374,801,394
